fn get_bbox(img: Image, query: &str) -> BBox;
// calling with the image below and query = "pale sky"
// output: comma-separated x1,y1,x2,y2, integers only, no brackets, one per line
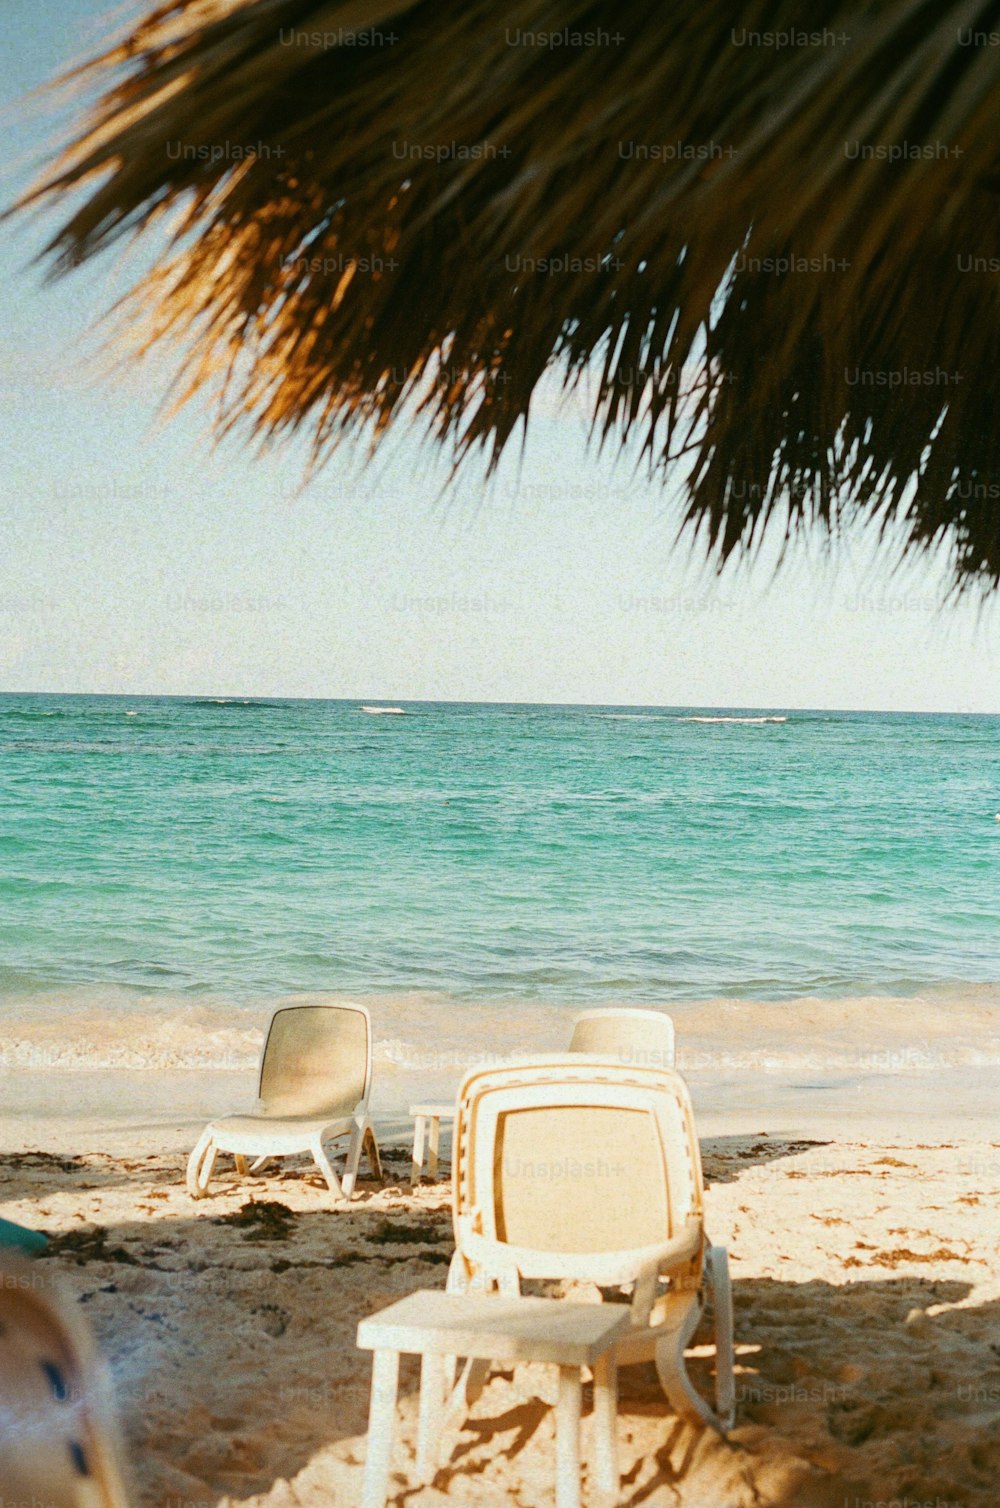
1,0,997,711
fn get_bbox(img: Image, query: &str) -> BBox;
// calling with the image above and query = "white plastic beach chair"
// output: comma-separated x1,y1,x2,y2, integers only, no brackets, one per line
186,1003,381,1201
0,1253,132,1506
569,1007,675,1068
446,1054,734,1433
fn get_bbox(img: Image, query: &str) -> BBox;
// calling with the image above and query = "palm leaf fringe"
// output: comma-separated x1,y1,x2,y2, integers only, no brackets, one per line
12,0,1000,587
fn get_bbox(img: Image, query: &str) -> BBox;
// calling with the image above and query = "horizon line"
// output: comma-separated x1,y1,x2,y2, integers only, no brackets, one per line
0,690,995,716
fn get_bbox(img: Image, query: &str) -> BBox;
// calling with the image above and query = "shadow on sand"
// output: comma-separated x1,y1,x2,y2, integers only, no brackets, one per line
11,1165,997,1508
699,1133,831,1185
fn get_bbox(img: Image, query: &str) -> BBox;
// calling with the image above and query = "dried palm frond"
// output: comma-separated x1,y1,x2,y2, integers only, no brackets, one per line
13,0,1000,587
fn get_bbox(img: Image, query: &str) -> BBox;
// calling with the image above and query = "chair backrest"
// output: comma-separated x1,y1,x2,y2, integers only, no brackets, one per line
452,1055,704,1286
257,1004,372,1119
569,1008,675,1068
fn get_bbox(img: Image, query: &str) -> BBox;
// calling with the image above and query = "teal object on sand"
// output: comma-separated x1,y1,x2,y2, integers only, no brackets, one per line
0,1217,47,1254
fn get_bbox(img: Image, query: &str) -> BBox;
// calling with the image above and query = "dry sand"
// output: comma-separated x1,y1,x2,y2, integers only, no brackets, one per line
2,1114,999,1508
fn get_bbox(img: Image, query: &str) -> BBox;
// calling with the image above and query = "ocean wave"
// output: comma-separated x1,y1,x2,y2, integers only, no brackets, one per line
188,699,283,709
677,715,788,724
2,989,999,1081
0,991,263,1073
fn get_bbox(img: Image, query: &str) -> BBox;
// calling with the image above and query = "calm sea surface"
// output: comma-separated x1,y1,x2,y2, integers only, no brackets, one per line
1,695,997,1012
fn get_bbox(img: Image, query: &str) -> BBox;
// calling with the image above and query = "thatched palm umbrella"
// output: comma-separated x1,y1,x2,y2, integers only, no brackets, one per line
14,0,1000,588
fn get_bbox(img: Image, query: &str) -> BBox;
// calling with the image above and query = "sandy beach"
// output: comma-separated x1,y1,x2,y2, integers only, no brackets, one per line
3,1074,998,1508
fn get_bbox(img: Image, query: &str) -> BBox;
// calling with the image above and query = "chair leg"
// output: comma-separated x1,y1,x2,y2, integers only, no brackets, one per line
591,1354,619,1505
427,1115,440,1180
342,1123,364,1199
310,1135,345,1200
554,1365,582,1508
234,1154,250,1177
654,1288,724,1432
457,1357,490,1409
186,1129,217,1199
361,1349,400,1508
445,1252,472,1293
707,1246,736,1430
342,1116,380,1198
365,1122,383,1181
442,1252,468,1417
410,1115,426,1185
416,1352,446,1483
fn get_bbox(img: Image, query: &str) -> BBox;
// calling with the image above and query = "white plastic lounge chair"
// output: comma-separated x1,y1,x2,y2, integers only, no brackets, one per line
0,1253,132,1506
569,1007,675,1068
186,1003,381,1201
446,1054,734,1433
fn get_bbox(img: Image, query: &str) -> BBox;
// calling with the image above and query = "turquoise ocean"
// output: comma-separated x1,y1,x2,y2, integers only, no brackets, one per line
1,694,998,1109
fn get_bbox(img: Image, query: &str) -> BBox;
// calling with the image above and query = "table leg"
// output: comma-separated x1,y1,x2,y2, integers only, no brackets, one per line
361,1349,400,1508
416,1352,446,1482
591,1354,619,1504
428,1115,441,1180
410,1115,426,1185
554,1365,582,1508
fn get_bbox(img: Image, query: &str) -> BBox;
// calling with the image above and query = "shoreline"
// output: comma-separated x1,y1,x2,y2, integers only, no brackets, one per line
1,982,998,1125
3,1065,999,1167
2,1066,999,1154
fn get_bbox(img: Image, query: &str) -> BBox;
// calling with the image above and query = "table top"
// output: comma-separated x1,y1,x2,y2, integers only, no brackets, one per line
357,1289,630,1366
409,1103,456,1118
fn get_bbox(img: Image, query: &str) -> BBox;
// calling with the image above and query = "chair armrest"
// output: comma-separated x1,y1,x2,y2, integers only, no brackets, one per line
629,1219,703,1327
454,1213,521,1294
454,1209,702,1306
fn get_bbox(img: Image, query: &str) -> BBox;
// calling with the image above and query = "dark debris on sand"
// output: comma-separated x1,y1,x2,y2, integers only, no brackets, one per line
366,1219,450,1246
39,1227,141,1266
215,1200,296,1241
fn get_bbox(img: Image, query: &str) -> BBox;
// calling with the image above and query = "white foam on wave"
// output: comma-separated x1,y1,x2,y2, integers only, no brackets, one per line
0,989,263,1074
678,715,788,724
2,987,999,1091
374,1036,504,1075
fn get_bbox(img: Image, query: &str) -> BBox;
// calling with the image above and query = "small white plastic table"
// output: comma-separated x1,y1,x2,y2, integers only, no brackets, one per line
357,1289,628,1508
408,1102,454,1184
